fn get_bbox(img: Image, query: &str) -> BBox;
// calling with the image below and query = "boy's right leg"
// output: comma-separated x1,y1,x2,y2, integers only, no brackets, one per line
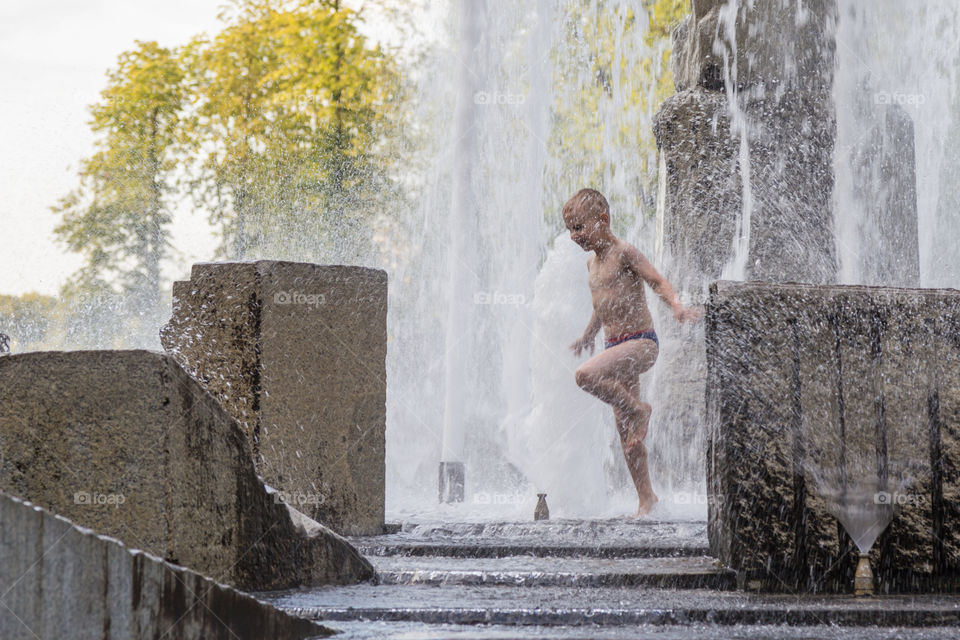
614,403,656,515
576,339,658,514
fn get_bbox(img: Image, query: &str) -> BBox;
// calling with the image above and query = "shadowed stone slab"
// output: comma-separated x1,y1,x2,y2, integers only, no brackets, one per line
368,555,735,589
0,350,373,591
161,261,386,536
263,583,960,629
706,280,960,592
0,492,330,640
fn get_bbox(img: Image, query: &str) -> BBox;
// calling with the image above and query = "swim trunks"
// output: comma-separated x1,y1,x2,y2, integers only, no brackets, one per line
604,329,658,350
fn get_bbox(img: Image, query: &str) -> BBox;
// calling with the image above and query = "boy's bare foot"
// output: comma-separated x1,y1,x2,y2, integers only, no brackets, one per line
637,493,659,517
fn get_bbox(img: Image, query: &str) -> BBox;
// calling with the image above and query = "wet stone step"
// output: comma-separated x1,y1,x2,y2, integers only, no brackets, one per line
260,585,960,629
285,606,960,628
352,519,709,558
353,541,708,558
286,620,960,640
369,555,734,589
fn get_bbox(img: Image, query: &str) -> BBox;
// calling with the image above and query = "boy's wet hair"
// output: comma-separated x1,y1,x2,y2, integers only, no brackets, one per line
563,188,609,221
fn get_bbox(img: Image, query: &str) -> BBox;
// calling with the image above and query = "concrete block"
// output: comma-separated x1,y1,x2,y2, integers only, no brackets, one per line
0,491,330,640
0,350,373,591
161,261,386,536
673,0,837,93
706,281,960,592
655,87,837,286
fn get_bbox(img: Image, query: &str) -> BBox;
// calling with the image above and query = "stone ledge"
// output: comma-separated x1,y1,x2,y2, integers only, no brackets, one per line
0,349,374,591
0,491,331,640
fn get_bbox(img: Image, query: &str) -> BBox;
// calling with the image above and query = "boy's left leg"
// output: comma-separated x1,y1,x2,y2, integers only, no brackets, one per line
575,339,658,514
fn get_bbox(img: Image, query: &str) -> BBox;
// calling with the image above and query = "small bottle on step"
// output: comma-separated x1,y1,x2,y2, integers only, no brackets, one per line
534,493,549,521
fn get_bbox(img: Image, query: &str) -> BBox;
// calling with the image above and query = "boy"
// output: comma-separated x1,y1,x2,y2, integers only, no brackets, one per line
564,188,700,516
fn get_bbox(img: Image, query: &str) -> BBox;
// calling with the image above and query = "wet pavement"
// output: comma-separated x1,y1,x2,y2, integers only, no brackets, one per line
257,519,960,638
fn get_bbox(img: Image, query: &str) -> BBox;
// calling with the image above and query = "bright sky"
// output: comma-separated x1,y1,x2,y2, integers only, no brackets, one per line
0,1,230,297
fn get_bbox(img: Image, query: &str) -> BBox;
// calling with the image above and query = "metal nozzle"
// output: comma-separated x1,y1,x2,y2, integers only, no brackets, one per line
854,553,874,596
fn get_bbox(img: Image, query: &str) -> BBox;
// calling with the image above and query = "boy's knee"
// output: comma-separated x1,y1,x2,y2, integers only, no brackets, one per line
574,366,593,390
637,401,652,420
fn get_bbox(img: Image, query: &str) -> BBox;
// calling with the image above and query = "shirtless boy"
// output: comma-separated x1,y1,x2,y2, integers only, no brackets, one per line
564,188,700,516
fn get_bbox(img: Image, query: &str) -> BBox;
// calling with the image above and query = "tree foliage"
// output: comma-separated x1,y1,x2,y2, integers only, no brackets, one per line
53,41,184,315
182,0,399,259
53,0,400,332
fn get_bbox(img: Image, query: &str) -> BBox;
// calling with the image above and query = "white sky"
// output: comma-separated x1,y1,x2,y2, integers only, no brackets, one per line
0,0,230,296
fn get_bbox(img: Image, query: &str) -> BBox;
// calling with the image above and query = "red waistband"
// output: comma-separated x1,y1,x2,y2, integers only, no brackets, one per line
606,330,656,343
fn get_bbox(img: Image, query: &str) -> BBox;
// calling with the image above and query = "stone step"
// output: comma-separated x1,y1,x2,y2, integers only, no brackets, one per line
351,519,709,559
260,584,960,629
369,555,734,589
353,540,708,558
289,620,960,639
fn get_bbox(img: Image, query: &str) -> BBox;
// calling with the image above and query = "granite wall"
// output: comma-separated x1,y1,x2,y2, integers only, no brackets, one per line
161,261,387,536
706,280,960,592
0,350,373,591
650,0,920,496
0,492,329,640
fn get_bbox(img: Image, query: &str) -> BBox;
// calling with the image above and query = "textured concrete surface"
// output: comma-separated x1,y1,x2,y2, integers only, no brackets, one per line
841,102,920,288
672,0,837,93
659,3,918,289
0,491,329,640
0,350,373,591
161,261,386,536
705,281,960,592
655,87,837,286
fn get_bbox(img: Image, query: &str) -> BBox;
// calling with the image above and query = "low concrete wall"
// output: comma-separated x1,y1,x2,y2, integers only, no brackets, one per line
0,491,329,640
0,350,373,591
706,280,960,592
161,261,386,536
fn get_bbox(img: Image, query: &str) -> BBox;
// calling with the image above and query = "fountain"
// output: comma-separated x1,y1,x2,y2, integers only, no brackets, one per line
382,0,960,545
388,0,673,519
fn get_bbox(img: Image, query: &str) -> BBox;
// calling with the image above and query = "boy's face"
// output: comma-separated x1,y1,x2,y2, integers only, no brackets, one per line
563,206,608,252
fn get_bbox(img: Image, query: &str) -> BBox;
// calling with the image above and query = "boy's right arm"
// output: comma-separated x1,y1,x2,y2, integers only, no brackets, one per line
570,311,601,357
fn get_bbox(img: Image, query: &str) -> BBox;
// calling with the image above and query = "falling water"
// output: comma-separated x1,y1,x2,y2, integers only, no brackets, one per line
833,0,960,288
386,0,674,519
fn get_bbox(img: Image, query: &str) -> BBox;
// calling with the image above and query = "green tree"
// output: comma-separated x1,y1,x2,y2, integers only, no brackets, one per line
182,0,399,260
53,41,185,318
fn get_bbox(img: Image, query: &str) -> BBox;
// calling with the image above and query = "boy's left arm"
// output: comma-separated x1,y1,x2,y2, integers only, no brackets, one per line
623,247,702,323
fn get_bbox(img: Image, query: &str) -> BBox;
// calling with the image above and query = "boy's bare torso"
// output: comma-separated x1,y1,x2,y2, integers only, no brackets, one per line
587,239,654,339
